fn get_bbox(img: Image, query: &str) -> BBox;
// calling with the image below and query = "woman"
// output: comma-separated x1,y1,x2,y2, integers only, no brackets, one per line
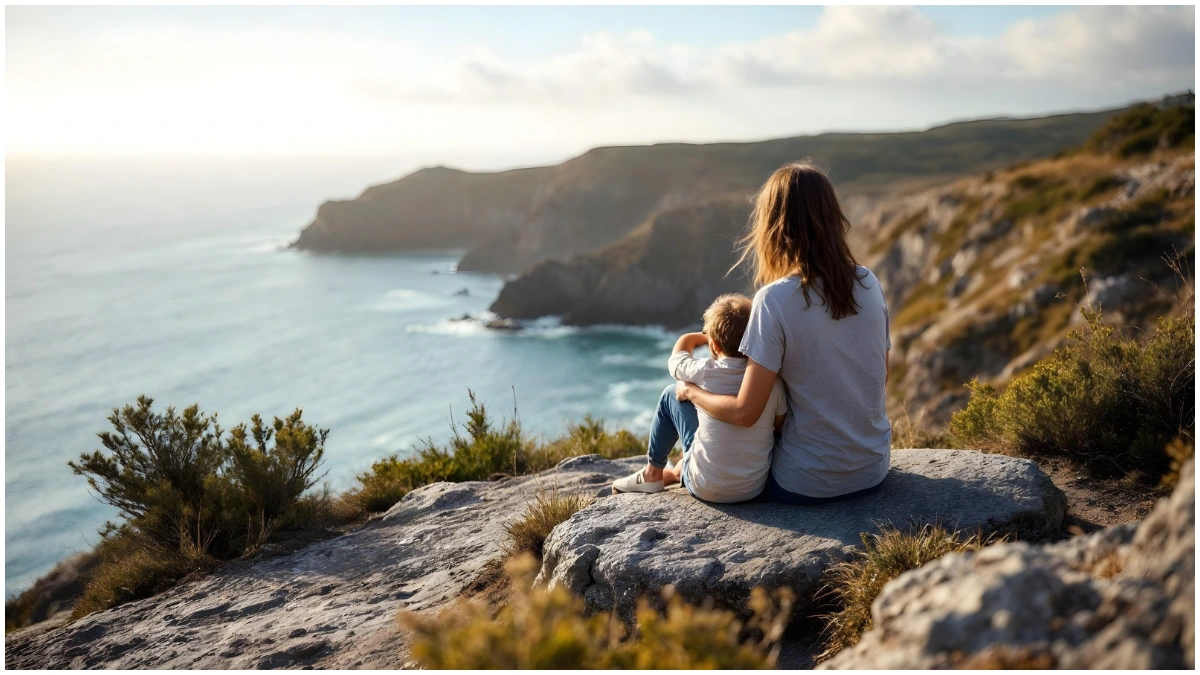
676,160,892,504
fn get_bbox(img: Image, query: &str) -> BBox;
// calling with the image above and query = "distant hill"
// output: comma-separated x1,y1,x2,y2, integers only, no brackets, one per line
292,107,1125,273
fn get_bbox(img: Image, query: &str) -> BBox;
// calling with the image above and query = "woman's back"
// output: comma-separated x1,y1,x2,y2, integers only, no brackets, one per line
739,266,891,498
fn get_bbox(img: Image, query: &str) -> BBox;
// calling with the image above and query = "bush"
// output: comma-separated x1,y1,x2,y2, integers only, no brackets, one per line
348,393,643,514
227,410,328,522
817,525,987,661
951,307,1195,478
69,397,232,555
66,397,334,618
400,554,792,669
503,488,593,559
1086,103,1195,157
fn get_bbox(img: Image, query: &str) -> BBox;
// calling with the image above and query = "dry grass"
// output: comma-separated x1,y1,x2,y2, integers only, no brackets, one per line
503,486,594,560
70,536,217,621
817,524,989,662
399,554,793,669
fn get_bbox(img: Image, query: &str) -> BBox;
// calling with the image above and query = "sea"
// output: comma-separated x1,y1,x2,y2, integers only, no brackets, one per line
4,156,694,596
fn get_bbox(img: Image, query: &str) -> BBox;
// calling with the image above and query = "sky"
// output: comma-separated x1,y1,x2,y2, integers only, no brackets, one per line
5,5,1196,168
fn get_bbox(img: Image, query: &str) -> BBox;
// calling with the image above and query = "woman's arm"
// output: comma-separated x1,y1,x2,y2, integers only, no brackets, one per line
677,358,777,427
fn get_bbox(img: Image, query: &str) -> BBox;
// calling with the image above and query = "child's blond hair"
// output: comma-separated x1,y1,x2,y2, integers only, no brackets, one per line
703,294,752,358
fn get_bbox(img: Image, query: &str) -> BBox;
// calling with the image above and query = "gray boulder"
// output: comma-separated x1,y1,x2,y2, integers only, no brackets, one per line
538,449,1066,620
823,461,1194,669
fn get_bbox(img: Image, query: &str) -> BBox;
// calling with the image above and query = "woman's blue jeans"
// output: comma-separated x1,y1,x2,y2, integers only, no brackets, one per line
646,384,698,469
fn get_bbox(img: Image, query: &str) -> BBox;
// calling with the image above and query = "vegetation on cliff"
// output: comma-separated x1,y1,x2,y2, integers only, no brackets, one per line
869,100,1193,433
950,304,1195,481
57,398,349,621
347,393,642,513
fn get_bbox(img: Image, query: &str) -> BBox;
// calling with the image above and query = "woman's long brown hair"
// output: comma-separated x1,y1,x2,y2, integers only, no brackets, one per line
731,160,864,320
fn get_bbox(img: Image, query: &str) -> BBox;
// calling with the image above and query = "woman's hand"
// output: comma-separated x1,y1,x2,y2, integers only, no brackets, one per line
684,358,777,427
675,380,694,402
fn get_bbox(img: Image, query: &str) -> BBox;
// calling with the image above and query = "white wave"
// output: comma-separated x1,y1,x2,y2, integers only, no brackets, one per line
600,353,664,368
406,317,491,336
361,288,449,313
233,232,297,254
608,378,670,413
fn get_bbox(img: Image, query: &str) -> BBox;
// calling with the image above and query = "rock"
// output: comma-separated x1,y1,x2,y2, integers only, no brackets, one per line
4,456,647,669
1088,274,1141,310
537,449,1065,621
488,197,753,328
823,461,1194,669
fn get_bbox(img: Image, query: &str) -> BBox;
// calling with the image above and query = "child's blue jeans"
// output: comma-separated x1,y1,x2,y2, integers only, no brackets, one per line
646,384,699,469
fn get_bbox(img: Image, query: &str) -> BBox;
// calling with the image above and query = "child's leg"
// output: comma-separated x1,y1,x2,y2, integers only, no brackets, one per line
646,384,699,483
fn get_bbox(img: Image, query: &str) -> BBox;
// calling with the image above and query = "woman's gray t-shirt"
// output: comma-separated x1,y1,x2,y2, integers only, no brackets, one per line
738,267,892,498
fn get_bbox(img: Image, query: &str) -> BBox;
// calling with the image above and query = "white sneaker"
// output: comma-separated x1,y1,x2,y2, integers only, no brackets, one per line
612,469,665,494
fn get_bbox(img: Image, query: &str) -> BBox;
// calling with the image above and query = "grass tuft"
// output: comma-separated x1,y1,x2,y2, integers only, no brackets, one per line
503,487,593,560
817,524,988,662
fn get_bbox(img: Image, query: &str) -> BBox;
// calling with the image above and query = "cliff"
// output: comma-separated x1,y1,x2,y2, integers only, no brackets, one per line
488,195,753,328
292,109,1123,272
290,165,549,252
865,151,1194,430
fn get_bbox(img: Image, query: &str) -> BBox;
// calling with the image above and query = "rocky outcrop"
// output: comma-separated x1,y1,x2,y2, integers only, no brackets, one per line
4,456,643,669
823,461,1194,669
488,196,754,328
294,110,1120,274
291,165,548,253
538,449,1066,621
6,449,1069,669
860,151,1194,431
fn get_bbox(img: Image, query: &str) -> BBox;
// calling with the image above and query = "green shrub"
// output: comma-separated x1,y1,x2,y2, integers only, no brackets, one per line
529,416,644,471
817,525,987,661
68,397,240,557
400,554,792,669
66,397,333,618
503,488,593,559
227,410,328,522
951,308,1195,478
348,393,643,514
1087,103,1195,157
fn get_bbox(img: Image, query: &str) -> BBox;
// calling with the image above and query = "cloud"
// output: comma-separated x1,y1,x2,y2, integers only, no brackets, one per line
363,5,1195,104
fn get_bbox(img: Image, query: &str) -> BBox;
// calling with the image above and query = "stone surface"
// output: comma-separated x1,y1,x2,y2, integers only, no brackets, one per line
823,461,1194,669
538,449,1066,620
4,456,645,669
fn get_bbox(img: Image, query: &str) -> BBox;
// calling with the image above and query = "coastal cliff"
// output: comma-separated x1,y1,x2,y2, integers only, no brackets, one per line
292,109,1121,273
488,196,753,328
290,165,549,253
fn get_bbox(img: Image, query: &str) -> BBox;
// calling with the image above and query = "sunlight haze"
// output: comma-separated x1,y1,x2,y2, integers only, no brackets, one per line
6,5,1196,165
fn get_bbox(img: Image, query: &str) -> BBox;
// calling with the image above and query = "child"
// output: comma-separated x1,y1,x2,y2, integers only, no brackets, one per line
612,294,787,503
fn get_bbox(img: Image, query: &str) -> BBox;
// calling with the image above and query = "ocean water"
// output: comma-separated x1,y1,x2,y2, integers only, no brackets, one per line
5,157,687,596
